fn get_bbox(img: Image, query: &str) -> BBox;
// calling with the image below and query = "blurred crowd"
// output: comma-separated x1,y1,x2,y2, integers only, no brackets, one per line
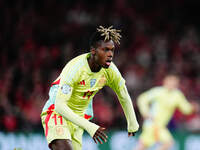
0,0,200,133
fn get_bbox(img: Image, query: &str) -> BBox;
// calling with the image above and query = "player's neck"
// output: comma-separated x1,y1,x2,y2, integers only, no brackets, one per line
163,85,175,91
87,55,101,72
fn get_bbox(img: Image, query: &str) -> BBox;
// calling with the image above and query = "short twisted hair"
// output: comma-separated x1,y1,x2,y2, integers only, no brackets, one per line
89,25,121,49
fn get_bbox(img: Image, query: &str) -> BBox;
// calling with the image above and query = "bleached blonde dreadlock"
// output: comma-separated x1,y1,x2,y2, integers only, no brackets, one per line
96,25,121,45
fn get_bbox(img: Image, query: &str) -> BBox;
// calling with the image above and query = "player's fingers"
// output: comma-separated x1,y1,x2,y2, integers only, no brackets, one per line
93,137,97,144
98,127,107,139
98,133,107,143
96,131,107,139
99,130,108,139
96,136,103,144
128,133,132,137
128,132,135,137
100,127,106,130
93,127,107,144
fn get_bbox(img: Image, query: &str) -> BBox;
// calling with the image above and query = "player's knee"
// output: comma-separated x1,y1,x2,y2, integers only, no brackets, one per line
134,140,146,150
163,140,174,149
168,140,174,148
50,139,73,150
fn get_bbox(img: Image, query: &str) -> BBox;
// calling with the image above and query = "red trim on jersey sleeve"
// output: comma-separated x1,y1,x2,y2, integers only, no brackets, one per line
84,114,92,120
44,104,55,136
51,79,60,87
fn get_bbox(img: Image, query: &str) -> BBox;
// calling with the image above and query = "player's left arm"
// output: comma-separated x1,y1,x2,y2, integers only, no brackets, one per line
115,84,139,135
177,91,193,115
107,64,139,136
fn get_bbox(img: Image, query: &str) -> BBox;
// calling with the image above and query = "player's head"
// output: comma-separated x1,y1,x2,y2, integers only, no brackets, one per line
89,26,121,68
163,73,180,90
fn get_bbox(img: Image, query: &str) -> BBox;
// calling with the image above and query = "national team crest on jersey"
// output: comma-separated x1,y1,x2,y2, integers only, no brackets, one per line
61,84,71,94
90,79,96,87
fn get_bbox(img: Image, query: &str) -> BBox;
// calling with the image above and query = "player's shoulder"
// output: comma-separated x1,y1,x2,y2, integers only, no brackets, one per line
146,86,164,94
63,53,87,69
144,86,164,97
68,53,88,65
61,53,88,77
173,88,184,96
150,86,163,92
105,62,121,75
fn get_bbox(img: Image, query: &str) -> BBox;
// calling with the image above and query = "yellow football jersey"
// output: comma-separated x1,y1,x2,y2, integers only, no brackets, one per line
42,53,139,137
137,86,193,126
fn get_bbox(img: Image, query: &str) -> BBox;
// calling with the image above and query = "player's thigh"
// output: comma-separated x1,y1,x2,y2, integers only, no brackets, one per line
135,139,147,150
41,111,72,145
68,122,84,150
139,125,156,147
50,139,73,150
160,128,174,145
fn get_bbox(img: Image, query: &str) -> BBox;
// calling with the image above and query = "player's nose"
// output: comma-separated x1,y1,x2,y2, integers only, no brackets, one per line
107,50,113,57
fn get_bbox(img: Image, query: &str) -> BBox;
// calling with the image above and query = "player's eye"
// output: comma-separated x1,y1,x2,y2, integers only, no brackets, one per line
105,48,114,52
104,48,109,52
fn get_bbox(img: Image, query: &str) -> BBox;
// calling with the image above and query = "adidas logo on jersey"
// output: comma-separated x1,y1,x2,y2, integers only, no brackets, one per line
79,80,85,86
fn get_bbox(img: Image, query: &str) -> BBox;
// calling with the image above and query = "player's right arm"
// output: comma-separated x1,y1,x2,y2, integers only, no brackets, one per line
137,88,159,119
54,62,100,138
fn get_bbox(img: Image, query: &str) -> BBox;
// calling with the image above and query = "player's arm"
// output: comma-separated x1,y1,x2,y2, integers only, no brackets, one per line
137,89,156,119
176,91,193,115
54,64,99,138
116,84,139,134
107,64,139,135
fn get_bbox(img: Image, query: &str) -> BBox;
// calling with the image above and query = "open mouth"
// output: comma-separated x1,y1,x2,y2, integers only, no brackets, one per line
106,60,112,66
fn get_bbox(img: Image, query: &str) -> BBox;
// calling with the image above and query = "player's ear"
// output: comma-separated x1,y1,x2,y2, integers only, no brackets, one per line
91,47,96,56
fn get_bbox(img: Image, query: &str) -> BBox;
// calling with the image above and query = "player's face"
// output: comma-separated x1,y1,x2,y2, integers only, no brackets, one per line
95,40,115,68
163,75,180,90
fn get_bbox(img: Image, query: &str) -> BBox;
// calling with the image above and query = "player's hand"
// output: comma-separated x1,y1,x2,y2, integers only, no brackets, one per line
191,100,200,113
93,127,108,144
128,132,136,137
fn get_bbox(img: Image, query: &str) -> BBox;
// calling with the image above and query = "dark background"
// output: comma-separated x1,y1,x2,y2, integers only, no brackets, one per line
0,0,200,133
